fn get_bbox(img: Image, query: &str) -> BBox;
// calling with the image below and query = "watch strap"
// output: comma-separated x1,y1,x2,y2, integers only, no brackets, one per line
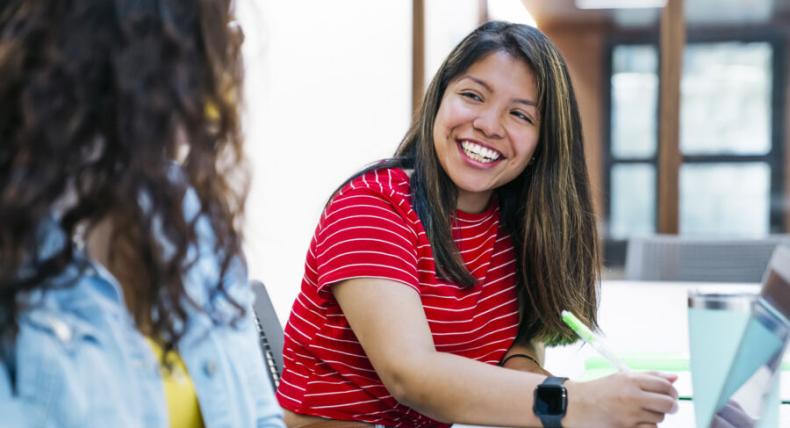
543,376,568,386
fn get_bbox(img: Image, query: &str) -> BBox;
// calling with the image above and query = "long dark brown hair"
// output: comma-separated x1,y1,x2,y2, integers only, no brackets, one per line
349,21,599,345
0,0,247,354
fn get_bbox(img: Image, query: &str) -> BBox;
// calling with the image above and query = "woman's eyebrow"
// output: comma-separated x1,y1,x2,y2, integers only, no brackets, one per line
514,98,537,107
458,75,493,92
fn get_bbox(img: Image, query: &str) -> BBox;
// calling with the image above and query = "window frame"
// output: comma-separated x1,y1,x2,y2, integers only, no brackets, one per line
603,28,787,267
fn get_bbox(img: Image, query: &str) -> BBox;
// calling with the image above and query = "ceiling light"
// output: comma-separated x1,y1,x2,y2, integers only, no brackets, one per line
575,0,667,9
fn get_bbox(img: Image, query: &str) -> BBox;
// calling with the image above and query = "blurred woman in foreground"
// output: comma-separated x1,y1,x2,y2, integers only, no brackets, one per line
0,1,283,426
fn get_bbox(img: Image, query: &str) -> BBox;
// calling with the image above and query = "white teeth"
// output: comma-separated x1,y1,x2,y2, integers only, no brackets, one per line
460,140,501,163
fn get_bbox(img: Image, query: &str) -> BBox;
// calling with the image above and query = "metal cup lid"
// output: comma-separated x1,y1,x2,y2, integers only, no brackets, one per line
687,290,756,311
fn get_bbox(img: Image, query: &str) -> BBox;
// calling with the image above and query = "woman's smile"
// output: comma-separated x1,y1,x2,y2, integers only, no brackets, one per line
457,138,504,165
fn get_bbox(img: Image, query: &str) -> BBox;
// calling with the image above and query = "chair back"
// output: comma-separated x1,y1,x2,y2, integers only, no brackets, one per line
250,280,284,389
625,235,790,283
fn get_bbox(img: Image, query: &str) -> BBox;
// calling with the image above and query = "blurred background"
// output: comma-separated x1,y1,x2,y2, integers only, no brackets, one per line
236,0,790,320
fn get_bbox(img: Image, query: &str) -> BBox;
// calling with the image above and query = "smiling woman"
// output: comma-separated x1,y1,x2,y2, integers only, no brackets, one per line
276,21,679,428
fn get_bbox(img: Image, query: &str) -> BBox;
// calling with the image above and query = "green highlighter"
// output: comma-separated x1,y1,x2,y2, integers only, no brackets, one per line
561,310,630,373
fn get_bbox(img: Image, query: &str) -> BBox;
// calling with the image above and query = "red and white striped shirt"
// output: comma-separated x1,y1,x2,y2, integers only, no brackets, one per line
276,168,519,427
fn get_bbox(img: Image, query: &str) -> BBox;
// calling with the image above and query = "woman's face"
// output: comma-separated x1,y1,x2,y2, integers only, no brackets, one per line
433,51,540,213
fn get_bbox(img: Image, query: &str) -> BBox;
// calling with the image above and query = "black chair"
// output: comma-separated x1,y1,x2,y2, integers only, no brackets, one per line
250,280,284,390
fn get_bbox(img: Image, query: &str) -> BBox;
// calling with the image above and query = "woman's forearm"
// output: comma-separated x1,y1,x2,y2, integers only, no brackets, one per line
390,350,583,427
333,279,675,428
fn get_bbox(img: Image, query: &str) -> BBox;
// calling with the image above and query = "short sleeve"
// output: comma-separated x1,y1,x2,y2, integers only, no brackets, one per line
313,186,419,294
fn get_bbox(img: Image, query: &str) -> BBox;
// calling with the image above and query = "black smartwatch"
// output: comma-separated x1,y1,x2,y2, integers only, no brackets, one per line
533,376,568,428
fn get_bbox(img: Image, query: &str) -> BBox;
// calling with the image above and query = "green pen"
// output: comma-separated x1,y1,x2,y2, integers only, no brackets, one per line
561,310,630,373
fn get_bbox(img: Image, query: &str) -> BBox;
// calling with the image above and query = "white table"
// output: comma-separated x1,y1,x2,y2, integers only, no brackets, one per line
457,280,790,427
547,280,790,427
455,402,790,428
545,281,767,377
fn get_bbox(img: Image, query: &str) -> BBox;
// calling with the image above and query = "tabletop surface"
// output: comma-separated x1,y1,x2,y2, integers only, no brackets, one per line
458,280,790,427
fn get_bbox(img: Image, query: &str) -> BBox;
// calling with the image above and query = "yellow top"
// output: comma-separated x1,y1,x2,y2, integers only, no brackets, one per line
147,338,205,428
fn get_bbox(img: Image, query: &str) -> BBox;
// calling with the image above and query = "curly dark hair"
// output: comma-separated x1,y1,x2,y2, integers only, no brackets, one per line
0,0,247,355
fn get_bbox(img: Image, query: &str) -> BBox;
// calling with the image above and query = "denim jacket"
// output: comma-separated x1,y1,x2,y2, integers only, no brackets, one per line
0,187,284,428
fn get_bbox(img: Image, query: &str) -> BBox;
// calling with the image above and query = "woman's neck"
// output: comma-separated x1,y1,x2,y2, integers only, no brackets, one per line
456,189,493,214
86,216,113,270
86,216,152,334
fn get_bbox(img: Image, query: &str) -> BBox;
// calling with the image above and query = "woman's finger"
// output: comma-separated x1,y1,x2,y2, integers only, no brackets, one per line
644,370,678,384
636,374,678,399
639,391,678,415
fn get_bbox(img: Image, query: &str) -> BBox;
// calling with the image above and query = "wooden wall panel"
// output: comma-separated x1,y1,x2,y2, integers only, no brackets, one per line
658,0,684,234
540,24,607,222
412,0,425,117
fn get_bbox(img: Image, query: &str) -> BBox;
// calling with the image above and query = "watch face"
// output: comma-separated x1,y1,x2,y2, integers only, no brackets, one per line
534,384,567,415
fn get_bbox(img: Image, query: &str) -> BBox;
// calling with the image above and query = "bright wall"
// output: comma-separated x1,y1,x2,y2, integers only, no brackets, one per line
238,0,412,320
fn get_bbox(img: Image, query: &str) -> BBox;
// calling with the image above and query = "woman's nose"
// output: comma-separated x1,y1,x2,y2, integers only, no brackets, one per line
472,109,504,139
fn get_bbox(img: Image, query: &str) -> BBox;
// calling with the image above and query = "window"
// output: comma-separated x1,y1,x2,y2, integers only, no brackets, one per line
608,44,659,241
605,37,784,264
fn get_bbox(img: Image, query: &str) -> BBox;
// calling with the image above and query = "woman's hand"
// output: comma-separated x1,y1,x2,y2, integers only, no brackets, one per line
564,371,678,428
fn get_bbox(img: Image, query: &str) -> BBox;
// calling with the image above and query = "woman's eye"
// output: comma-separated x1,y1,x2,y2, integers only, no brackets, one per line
512,110,533,124
460,91,482,102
